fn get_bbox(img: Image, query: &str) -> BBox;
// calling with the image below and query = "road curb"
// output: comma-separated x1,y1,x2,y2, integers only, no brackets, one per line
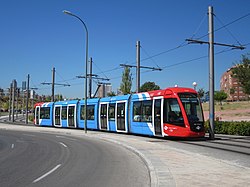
98,137,159,187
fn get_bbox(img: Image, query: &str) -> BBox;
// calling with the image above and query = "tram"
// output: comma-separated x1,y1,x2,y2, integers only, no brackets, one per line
34,87,205,137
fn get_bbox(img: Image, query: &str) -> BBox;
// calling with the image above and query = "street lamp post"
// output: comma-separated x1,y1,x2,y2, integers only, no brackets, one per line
63,10,88,133
192,82,197,91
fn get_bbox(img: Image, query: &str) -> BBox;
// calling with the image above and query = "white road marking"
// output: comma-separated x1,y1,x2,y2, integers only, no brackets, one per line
11,144,14,149
59,142,67,148
33,164,61,183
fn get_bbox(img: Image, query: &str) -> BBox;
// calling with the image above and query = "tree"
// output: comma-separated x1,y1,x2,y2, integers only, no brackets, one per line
55,94,63,101
43,95,51,102
107,91,116,97
197,88,205,98
2,102,9,111
0,88,4,98
140,81,160,92
232,55,250,95
214,90,227,105
120,67,132,94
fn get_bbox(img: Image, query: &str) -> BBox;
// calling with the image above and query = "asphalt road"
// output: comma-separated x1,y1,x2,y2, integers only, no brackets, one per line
1,116,249,186
0,128,150,187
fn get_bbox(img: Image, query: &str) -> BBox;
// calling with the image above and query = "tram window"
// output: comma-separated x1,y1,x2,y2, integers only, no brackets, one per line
133,100,152,122
40,107,50,119
142,100,152,122
61,106,67,120
133,101,142,122
108,103,115,121
80,105,95,120
87,105,95,120
163,99,184,126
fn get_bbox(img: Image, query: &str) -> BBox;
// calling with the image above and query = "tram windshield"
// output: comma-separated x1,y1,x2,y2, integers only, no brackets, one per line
163,98,185,126
178,93,204,123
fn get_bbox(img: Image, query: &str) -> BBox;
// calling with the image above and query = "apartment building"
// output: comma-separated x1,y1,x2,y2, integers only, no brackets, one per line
220,67,249,101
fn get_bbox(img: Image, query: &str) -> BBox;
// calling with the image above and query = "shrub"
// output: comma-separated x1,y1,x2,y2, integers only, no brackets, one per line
29,115,34,123
205,121,250,136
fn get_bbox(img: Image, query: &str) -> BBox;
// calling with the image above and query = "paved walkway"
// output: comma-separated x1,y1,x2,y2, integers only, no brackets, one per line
1,124,250,187
91,132,250,187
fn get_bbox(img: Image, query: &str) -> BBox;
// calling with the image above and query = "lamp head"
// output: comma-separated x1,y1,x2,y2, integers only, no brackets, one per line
63,10,72,15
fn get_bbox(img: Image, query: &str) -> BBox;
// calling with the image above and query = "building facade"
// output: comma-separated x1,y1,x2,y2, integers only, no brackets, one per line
98,84,112,98
220,67,249,101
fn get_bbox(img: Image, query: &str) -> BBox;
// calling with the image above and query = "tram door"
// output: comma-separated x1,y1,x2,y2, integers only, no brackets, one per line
154,99,162,136
54,106,61,127
100,104,108,130
116,102,126,131
35,106,40,125
68,106,75,128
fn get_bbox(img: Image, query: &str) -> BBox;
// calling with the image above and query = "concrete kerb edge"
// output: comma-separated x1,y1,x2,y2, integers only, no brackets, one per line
97,137,159,187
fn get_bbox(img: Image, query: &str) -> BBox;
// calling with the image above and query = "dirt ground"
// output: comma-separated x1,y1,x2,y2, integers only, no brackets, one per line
203,108,250,121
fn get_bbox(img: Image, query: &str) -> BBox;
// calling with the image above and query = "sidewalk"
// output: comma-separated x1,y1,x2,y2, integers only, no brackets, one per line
1,124,250,187
90,131,250,187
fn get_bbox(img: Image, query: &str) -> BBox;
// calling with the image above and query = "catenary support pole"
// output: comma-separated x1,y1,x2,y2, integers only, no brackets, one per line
136,41,140,93
11,80,16,122
208,6,215,139
52,67,55,102
15,88,18,119
89,57,92,98
25,74,30,124
9,83,12,121
22,81,26,116
186,6,244,140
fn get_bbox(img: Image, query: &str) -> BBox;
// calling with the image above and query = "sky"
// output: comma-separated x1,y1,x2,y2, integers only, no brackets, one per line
1,0,250,99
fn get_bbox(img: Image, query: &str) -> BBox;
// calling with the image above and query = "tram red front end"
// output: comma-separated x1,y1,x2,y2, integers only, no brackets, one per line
33,102,44,125
156,87,205,138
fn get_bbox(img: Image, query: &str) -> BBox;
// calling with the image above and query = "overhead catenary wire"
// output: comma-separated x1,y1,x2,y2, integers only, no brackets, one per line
99,11,250,75
140,46,161,68
190,13,207,39
196,11,250,40
50,42,250,90
91,41,190,85
55,69,71,86
94,13,216,76
140,41,188,63
108,47,239,81
37,43,248,92
214,15,243,46
94,43,186,76
38,43,249,93
34,11,250,95
92,60,110,80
